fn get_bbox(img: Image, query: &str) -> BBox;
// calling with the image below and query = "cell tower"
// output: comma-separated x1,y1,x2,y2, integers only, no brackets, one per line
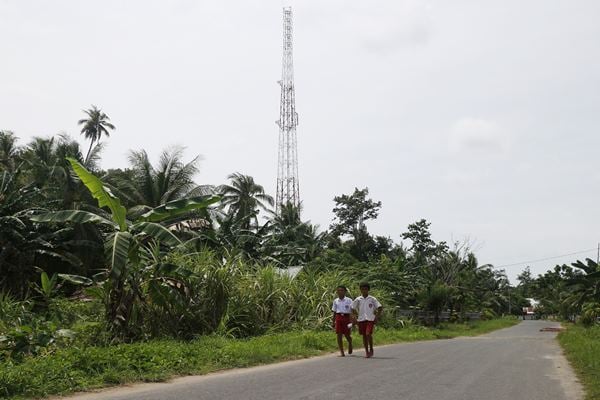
275,6,300,214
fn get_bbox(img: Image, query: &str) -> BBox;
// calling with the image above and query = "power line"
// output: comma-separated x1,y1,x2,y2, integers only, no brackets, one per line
494,248,598,268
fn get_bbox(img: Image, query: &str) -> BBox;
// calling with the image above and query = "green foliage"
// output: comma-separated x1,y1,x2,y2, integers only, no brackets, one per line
66,157,127,231
580,302,600,326
401,219,448,260
329,187,382,261
36,272,58,302
33,159,221,340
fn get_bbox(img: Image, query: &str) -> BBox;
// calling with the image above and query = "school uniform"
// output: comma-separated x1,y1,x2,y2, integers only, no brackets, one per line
331,297,353,334
352,295,382,335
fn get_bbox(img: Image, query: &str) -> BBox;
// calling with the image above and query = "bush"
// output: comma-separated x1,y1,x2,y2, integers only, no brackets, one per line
481,308,497,321
580,302,600,326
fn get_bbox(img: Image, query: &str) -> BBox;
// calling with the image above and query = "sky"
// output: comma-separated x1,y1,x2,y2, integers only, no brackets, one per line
1,0,600,282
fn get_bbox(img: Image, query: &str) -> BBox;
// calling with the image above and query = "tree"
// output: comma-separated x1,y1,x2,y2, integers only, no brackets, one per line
517,266,534,298
401,219,448,260
0,131,20,172
218,173,274,230
330,187,381,239
21,135,98,208
264,203,325,266
564,259,600,310
106,147,210,217
33,158,220,338
0,167,85,297
78,105,115,164
329,187,381,260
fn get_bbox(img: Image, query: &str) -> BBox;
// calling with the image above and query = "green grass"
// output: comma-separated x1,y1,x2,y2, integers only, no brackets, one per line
558,324,600,400
0,318,518,400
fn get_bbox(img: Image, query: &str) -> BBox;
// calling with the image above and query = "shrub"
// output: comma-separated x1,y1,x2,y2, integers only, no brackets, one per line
580,302,600,326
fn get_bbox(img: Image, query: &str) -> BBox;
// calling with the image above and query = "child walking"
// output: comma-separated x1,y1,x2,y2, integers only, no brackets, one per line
352,282,382,358
331,285,353,357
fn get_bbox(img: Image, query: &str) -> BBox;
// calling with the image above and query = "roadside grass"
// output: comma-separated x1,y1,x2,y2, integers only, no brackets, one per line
558,324,600,400
0,318,518,400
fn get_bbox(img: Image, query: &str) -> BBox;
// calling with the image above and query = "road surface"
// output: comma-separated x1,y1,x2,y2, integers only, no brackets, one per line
62,320,583,400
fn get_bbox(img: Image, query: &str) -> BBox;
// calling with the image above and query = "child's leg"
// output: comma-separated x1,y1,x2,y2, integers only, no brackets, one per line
337,333,345,355
362,334,369,354
367,334,374,354
344,332,353,354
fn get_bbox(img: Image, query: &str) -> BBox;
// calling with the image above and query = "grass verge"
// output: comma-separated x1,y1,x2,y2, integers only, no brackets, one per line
558,324,600,400
0,318,518,400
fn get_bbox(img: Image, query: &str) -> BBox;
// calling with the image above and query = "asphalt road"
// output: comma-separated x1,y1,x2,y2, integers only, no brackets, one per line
63,320,583,400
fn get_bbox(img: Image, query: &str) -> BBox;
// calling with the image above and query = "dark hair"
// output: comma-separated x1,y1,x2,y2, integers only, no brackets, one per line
337,285,347,291
359,282,370,289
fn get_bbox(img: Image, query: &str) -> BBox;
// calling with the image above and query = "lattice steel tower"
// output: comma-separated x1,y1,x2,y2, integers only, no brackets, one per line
275,7,300,214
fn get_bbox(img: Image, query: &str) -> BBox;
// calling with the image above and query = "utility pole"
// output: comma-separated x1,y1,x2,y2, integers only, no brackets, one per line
275,7,300,214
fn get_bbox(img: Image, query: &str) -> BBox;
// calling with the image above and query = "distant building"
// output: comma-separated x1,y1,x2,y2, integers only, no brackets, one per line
522,298,539,320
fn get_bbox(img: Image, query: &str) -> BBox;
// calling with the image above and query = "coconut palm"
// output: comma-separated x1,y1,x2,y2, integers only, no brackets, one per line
78,105,115,163
106,146,212,218
21,134,100,208
0,131,20,172
218,173,274,230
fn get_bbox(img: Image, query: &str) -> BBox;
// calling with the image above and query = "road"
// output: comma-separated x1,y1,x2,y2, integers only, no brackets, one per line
63,321,583,400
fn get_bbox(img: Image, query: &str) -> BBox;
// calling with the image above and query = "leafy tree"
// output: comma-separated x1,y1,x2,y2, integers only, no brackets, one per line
517,266,534,298
532,264,577,318
78,105,115,164
329,187,381,260
401,219,448,261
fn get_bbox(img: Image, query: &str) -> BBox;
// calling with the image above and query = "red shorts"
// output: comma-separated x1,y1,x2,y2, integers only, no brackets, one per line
335,314,351,334
358,321,375,336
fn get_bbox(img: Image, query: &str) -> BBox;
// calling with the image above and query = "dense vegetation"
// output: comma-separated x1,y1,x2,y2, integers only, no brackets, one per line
0,106,519,334
515,261,600,325
4,106,599,397
0,107,533,396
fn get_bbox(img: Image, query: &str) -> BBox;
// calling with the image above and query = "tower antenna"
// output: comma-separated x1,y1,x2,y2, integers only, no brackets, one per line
276,6,300,214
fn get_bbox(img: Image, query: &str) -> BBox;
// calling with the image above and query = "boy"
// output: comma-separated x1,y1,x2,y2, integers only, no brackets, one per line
331,285,353,357
351,282,382,358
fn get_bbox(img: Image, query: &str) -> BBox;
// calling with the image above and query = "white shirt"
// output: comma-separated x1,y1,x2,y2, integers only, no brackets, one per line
352,295,382,322
332,297,353,314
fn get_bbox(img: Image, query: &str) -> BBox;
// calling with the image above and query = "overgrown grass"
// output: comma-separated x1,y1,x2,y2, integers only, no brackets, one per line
0,318,517,400
558,324,600,400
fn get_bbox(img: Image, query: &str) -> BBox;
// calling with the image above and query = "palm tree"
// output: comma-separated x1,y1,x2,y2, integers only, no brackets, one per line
0,131,20,172
218,173,274,230
106,146,211,218
78,105,115,163
21,135,94,208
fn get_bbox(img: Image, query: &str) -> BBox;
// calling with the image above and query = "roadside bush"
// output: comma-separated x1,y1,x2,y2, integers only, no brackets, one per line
481,308,497,321
580,302,600,326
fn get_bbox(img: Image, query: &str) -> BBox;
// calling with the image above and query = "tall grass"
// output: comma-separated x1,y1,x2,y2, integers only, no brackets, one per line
155,251,353,338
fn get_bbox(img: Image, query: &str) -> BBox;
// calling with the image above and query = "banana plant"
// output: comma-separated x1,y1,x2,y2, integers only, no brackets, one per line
32,158,220,337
